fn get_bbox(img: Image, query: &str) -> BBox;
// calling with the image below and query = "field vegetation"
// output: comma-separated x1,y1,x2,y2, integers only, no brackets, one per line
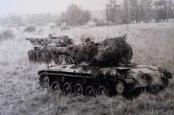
0,22,174,115
0,29,14,41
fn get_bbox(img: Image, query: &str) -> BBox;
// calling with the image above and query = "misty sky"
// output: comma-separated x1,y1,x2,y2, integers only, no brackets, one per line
0,0,110,17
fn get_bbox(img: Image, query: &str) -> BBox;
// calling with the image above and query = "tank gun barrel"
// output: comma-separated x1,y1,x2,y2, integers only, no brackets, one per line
26,37,43,42
26,37,46,46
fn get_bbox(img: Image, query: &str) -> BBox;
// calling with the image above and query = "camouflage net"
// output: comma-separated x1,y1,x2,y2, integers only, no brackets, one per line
91,35,133,66
27,34,133,66
66,34,133,66
27,35,73,64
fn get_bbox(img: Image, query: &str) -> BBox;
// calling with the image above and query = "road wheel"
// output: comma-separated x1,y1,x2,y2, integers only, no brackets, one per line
98,86,109,96
85,86,96,96
147,85,161,94
60,76,65,82
115,81,125,95
51,81,60,91
63,82,72,94
74,84,83,95
42,76,50,88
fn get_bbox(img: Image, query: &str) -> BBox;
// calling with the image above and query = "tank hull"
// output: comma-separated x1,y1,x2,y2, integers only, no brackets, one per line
38,64,172,97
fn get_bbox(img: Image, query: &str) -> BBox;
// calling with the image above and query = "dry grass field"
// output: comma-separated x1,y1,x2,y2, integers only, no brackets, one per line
0,22,174,115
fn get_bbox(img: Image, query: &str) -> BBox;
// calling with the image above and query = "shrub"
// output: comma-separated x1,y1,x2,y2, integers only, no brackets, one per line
0,29,14,41
60,25,71,31
24,26,36,32
49,23,56,29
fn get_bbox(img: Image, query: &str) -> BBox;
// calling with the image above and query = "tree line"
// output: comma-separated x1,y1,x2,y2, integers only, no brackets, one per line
107,0,174,24
61,0,174,26
0,13,58,26
0,0,174,26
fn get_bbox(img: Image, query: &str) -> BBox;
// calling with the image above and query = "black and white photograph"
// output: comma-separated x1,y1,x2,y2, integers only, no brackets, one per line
0,0,174,115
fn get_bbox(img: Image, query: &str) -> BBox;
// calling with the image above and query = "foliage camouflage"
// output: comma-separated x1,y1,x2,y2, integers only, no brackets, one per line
27,35,73,64
27,34,132,66
91,35,133,66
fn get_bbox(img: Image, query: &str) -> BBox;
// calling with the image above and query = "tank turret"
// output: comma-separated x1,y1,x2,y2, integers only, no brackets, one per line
26,35,73,64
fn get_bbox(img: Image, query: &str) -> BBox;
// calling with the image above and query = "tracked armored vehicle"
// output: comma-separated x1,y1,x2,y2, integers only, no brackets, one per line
38,60,172,97
26,35,73,64
37,35,172,97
